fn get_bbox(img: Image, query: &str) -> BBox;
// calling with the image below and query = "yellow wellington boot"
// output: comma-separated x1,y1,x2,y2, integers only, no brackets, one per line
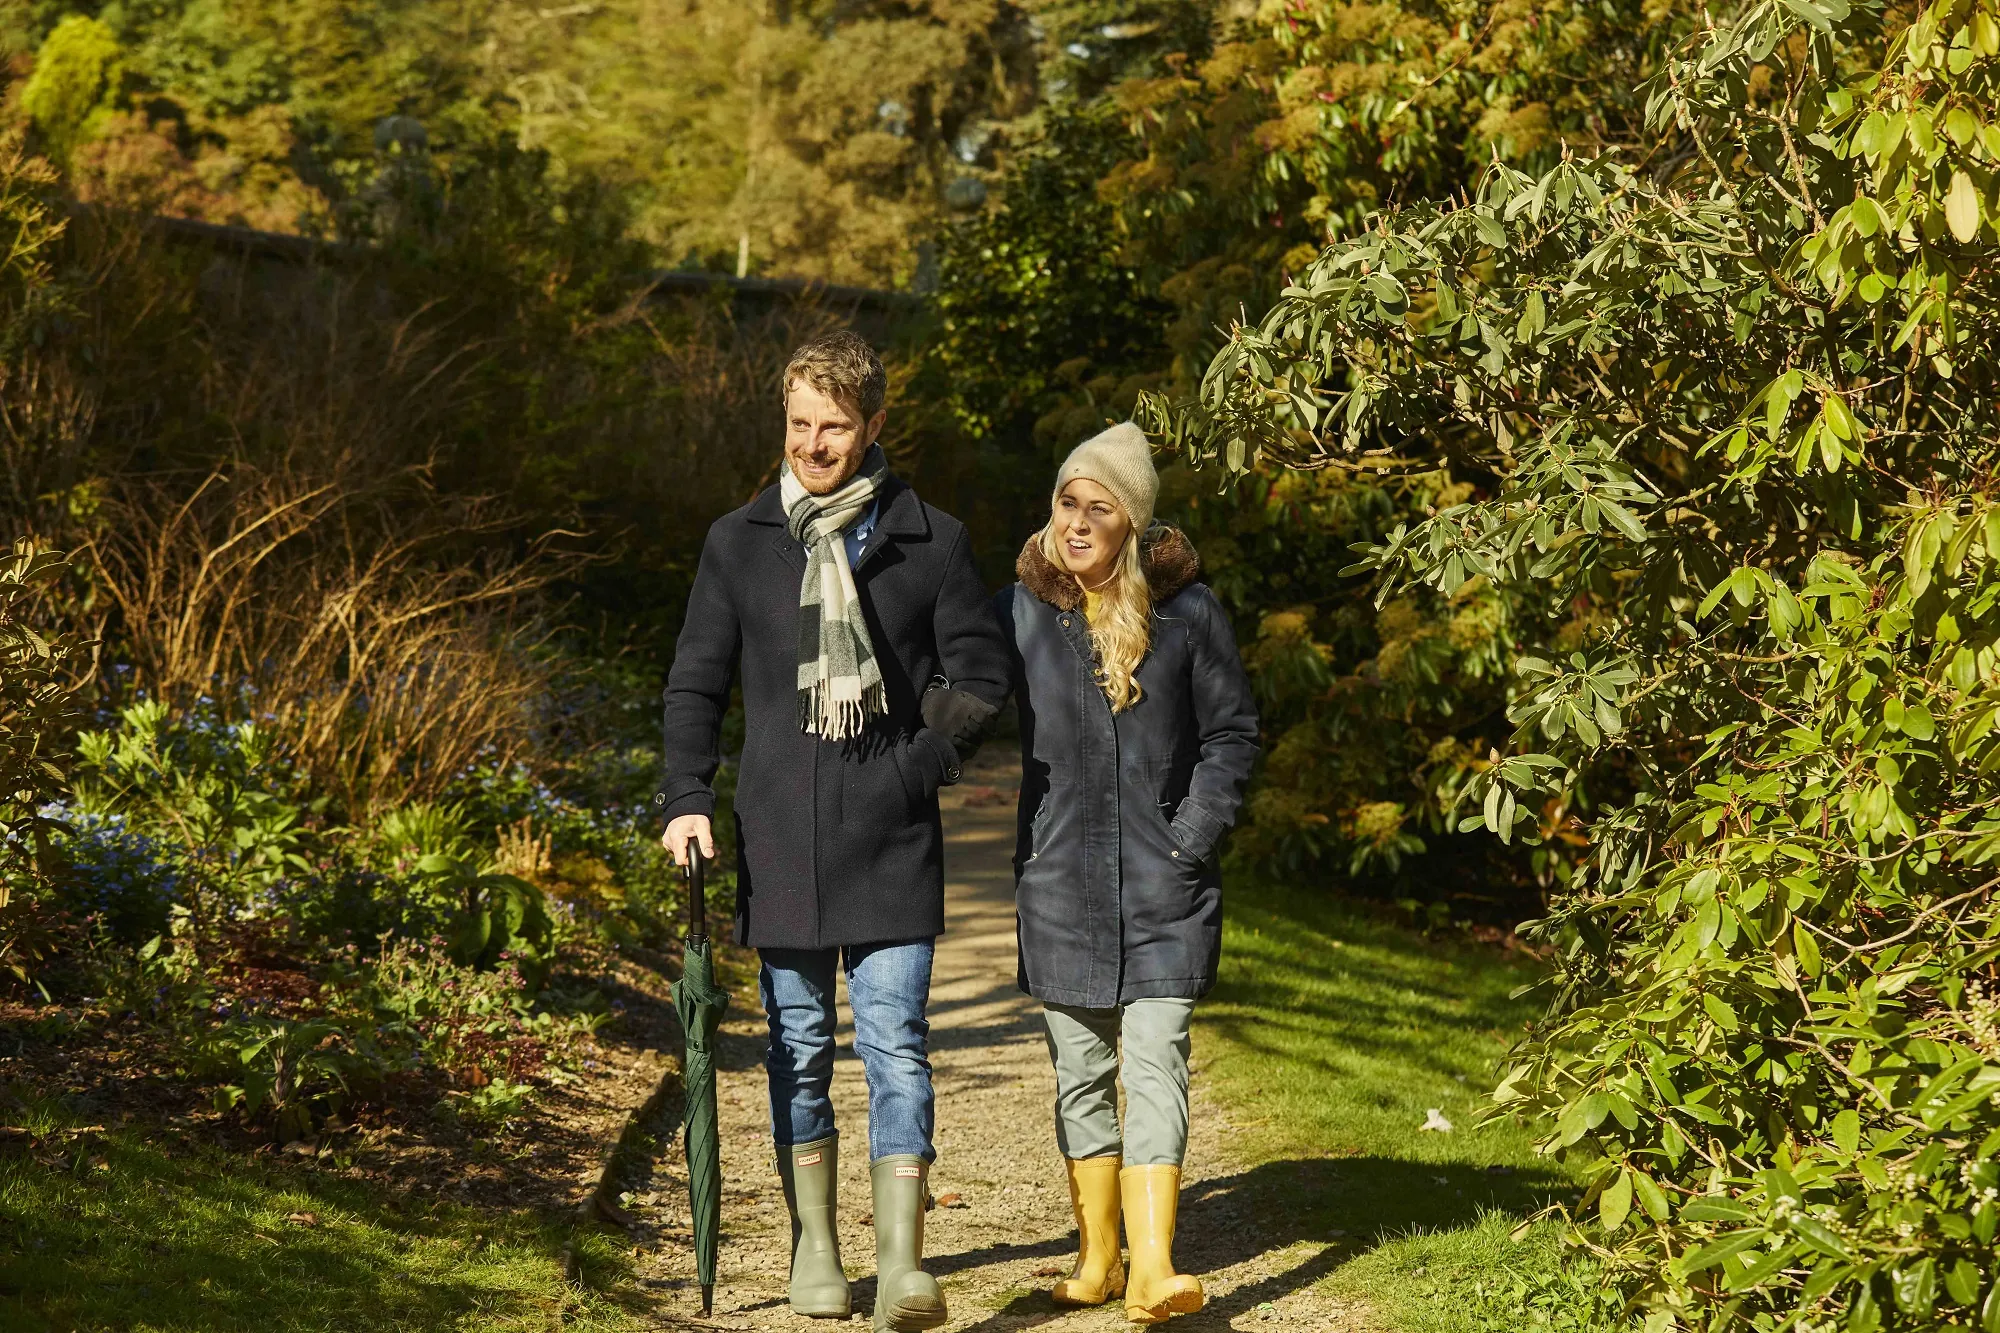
1051,1156,1125,1307
1119,1165,1205,1324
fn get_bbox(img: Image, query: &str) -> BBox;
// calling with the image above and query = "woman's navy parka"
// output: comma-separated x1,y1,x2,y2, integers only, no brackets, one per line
995,529,1260,1009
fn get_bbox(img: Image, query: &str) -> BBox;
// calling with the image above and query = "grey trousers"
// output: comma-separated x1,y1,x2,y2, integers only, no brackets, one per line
1042,997,1196,1167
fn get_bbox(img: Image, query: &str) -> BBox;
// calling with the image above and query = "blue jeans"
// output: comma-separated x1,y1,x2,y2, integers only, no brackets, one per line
759,939,937,1162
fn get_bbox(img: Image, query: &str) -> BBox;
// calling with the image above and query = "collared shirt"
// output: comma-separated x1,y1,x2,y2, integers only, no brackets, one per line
844,499,881,568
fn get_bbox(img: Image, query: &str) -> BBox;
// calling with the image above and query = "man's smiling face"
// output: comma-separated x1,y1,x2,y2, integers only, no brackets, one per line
784,380,885,495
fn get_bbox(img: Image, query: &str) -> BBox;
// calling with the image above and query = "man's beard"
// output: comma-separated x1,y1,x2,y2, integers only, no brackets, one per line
791,453,866,495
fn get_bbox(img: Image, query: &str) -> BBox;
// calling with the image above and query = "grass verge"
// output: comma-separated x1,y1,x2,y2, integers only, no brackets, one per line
0,1102,647,1333
1196,879,1613,1333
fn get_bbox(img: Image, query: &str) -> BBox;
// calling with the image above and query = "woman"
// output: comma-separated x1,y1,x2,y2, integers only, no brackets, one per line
994,422,1259,1324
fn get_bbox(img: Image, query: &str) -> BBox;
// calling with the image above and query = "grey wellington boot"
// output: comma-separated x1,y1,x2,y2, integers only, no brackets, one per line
777,1136,852,1318
869,1155,948,1332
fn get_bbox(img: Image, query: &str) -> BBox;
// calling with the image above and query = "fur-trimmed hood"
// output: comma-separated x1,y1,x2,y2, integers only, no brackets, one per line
1016,525,1202,611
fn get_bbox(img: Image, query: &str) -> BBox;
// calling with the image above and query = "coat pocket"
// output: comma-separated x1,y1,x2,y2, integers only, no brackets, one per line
889,737,930,811
1026,793,1055,862
1156,799,1206,875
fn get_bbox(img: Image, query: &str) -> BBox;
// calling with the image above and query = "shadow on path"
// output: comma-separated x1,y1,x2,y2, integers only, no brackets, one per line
934,1154,1571,1333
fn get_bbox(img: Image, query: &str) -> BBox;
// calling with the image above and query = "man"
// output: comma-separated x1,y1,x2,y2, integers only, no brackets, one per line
657,330,1006,1329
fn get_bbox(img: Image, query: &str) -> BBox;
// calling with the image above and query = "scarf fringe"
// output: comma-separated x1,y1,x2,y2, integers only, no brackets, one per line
796,679,887,742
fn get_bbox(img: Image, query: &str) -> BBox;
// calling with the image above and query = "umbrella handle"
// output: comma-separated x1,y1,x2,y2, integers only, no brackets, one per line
685,842,706,943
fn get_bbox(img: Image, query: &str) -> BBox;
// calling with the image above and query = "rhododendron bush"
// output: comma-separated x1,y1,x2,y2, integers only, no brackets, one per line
1153,0,2000,1324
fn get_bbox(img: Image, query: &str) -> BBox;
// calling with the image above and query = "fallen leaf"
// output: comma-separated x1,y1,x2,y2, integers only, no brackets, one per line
858,1212,873,1227
936,1192,968,1209
285,1212,318,1227
1032,1265,1065,1278
1419,1108,1453,1133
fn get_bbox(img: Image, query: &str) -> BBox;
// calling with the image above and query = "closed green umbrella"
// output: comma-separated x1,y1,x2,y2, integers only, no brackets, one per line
672,846,729,1316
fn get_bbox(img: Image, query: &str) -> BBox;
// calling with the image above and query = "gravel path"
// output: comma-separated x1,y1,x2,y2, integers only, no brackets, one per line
633,757,1373,1332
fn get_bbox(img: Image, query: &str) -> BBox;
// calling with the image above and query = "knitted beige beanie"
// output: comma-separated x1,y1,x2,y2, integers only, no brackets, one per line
1052,422,1158,534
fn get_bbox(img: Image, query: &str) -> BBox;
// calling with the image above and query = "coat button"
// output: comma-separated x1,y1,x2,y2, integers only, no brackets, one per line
1171,849,1181,858
1061,616,1071,627
653,793,666,805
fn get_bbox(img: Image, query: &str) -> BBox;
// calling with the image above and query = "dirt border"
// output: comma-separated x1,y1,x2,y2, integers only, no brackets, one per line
565,943,689,1282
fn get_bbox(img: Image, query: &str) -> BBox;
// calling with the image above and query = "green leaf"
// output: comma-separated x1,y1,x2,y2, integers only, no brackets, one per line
1893,1258,1938,1316
1791,1215,1853,1260
1794,921,1822,976
1598,498,1648,542
1855,1278,1883,1333
1727,1242,1798,1291
1947,1258,1980,1307
1633,1171,1671,1221
1831,1108,1860,1155
1599,1168,1633,1231
1683,1197,1755,1224
1679,1229,1765,1274
1947,170,1982,243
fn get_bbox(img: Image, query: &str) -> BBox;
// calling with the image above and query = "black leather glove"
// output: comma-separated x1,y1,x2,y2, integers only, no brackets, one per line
921,684,999,771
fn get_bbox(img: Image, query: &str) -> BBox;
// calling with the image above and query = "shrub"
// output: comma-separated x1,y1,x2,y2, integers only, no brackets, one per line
104,920,602,1140
54,703,653,974
447,755,683,945
68,699,313,925
1161,0,2000,1326
323,936,601,1105
204,1014,355,1145
51,811,181,943
19,17,123,164
77,465,574,818
0,543,90,983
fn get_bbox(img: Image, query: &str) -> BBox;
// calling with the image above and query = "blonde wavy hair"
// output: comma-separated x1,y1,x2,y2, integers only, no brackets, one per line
1039,517,1153,712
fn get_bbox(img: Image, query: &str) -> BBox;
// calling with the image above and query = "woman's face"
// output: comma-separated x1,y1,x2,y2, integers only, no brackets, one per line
1054,478,1132,586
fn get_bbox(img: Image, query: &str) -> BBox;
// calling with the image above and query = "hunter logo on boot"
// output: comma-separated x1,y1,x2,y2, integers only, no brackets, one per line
895,1165,921,1178
796,1151,823,1166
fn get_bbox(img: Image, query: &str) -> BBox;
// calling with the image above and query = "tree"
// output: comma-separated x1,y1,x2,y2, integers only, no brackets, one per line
1104,0,1698,382
1160,0,2000,1323
20,15,123,164
2,0,1050,284
924,0,1701,898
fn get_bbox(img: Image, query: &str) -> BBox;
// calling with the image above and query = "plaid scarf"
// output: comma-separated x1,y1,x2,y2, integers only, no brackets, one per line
782,447,889,740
